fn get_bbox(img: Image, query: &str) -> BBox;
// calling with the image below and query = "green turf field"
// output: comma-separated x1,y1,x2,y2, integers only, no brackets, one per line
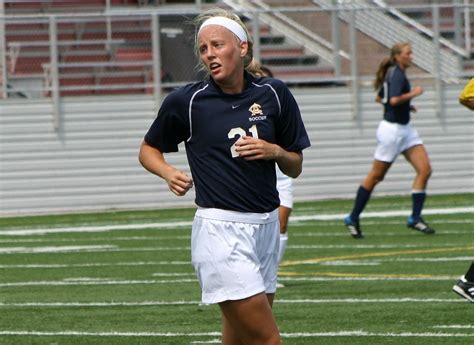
0,193,473,344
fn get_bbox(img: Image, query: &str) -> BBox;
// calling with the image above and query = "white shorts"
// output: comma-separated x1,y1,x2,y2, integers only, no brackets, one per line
276,167,293,208
191,208,280,304
374,120,423,163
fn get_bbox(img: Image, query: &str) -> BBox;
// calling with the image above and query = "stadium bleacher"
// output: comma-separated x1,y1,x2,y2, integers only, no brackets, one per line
2,0,472,98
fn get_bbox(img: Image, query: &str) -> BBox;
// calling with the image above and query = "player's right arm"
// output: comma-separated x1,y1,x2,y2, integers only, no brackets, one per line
387,69,423,106
389,85,423,106
139,141,193,196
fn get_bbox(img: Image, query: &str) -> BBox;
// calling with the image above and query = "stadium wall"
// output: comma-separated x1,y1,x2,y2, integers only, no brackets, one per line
0,84,472,216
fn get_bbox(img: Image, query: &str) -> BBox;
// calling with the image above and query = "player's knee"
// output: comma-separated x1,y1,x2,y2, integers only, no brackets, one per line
419,165,432,180
369,172,385,185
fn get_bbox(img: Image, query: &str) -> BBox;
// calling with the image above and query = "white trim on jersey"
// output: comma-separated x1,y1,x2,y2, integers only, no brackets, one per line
187,83,209,142
252,82,281,116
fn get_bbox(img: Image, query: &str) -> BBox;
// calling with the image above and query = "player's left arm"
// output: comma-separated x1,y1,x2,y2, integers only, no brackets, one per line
234,136,303,178
460,98,474,111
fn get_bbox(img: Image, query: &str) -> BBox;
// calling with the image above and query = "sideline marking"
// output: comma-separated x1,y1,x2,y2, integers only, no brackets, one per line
0,245,115,254
0,278,198,287
0,275,460,288
0,261,189,268
2,243,468,255
1,256,472,269
292,207,474,222
0,298,464,308
0,330,471,338
0,246,189,255
1,207,472,236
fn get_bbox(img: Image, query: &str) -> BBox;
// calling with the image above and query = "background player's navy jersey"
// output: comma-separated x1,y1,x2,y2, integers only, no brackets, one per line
144,72,311,213
377,65,411,125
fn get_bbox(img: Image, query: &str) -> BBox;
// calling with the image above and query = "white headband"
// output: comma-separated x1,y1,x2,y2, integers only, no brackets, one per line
198,16,248,43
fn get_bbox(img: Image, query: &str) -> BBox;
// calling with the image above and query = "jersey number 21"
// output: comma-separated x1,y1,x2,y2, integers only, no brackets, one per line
228,124,259,158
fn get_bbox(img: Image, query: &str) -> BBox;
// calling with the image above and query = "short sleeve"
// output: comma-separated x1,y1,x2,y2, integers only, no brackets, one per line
388,68,406,98
459,78,474,102
144,89,190,152
274,82,311,152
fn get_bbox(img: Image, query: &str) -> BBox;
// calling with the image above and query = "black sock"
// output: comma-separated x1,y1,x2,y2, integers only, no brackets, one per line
465,262,474,282
350,186,372,222
411,192,426,221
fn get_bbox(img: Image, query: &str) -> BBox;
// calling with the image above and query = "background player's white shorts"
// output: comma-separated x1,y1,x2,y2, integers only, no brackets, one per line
191,208,280,304
374,120,423,163
276,167,293,208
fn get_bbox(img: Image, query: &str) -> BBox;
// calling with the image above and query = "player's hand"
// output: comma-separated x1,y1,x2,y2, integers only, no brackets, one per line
234,136,279,161
410,105,417,113
164,169,193,196
412,86,423,96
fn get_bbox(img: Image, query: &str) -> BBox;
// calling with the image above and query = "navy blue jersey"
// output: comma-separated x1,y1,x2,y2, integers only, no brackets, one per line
377,65,411,125
144,72,311,213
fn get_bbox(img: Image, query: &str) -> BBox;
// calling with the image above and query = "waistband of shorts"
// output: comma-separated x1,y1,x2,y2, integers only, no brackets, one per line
381,119,410,128
195,207,278,224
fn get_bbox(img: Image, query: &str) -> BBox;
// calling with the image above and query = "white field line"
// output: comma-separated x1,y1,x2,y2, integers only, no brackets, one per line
293,219,474,226
434,325,474,329
0,246,190,254
1,227,473,243
152,273,195,277
1,207,472,236
1,256,472,269
0,298,465,308
287,244,466,249
277,276,460,282
292,230,473,237
281,331,474,337
0,279,198,287
0,243,469,255
0,276,460,288
0,330,472,338
0,261,190,268
0,245,116,254
0,331,221,337
0,229,472,243
292,207,474,221
0,235,190,243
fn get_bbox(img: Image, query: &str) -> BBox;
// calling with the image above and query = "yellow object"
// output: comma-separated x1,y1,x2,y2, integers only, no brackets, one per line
459,78,474,101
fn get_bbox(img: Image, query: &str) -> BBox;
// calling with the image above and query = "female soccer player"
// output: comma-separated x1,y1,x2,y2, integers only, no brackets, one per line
139,8,310,344
344,42,434,238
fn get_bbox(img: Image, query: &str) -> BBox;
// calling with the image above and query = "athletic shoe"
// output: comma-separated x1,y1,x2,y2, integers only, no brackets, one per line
407,217,435,234
344,215,363,239
452,276,474,302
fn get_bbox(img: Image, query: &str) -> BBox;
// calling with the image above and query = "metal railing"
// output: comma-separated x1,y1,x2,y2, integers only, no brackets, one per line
0,1,472,128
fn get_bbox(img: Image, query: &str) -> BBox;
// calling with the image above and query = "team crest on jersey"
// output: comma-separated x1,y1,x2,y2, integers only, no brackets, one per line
248,103,267,122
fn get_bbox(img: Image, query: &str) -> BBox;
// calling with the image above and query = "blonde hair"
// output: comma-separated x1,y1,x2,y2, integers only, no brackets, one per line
374,42,411,90
193,8,254,75
246,60,275,78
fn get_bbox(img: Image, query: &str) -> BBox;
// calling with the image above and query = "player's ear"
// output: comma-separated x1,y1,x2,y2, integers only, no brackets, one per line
239,41,248,58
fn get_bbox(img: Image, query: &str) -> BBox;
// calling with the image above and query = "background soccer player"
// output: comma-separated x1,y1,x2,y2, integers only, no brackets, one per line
344,42,434,238
452,79,474,302
251,64,294,281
